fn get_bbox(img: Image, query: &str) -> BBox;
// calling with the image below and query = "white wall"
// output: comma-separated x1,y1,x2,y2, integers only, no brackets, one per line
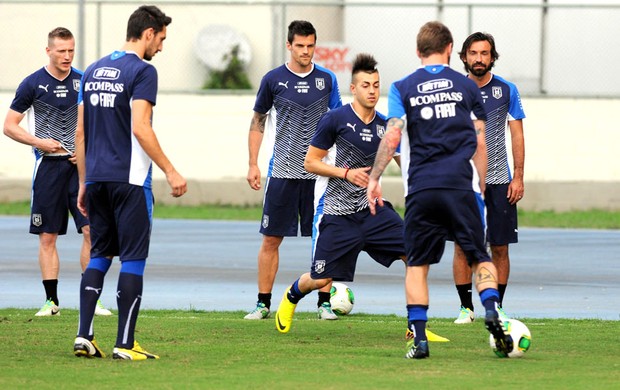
1,92,619,183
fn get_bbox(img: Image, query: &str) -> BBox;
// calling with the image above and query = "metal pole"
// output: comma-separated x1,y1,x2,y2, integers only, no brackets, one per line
539,0,548,95
77,0,85,70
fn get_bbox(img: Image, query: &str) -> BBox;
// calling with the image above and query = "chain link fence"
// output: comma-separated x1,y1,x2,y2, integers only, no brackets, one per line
1,0,619,97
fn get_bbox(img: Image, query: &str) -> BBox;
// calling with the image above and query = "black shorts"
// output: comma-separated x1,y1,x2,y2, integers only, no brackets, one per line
259,177,315,237
86,182,153,261
404,189,490,267
485,183,518,245
29,156,88,235
310,202,404,281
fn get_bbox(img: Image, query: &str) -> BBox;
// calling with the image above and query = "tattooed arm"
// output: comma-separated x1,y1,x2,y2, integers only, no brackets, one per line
471,119,487,195
247,111,268,190
367,117,404,215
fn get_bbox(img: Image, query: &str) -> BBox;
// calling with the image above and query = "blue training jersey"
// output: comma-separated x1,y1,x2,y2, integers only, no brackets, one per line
10,66,83,159
478,74,526,185
253,63,342,180
79,51,158,187
388,65,486,196
312,104,388,215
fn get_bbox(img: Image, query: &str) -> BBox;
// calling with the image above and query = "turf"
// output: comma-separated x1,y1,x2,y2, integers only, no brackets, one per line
0,310,618,389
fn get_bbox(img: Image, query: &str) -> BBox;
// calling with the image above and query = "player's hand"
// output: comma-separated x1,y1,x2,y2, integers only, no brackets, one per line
345,167,371,188
36,138,64,154
166,170,187,198
77,183,88,217
507,178,524,205
247,165,261,191
366,178,384,215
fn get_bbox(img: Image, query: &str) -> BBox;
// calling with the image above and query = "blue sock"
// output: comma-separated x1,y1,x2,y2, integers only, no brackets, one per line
115,260,145,348
287,279,308,304
407,304,429,344
77,268,106,339
480,288,500,314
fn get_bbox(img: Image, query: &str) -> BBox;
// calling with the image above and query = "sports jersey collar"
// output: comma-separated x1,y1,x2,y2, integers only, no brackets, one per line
420,64,450,74
285,62,315,78
43,65,72,82
110,50,141,60
469,72,494,88
348,103,376,125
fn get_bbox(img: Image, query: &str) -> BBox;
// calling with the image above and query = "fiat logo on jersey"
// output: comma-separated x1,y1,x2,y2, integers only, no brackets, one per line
492,86,502,99
315,78,325,90
93,67,121,80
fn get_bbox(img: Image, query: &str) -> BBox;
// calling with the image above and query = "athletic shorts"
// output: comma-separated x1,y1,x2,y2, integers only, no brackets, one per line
259,177,315,237
86,182,153,261
404,189,490,267
29,155,88,235
485,183,518,245
310,202,404,281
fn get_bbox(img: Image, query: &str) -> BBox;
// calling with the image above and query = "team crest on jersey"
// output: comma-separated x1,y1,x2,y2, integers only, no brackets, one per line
492,86,502,99
73,79,81,92
376,124,386,138
262,215,269,229
315,78,325,90
314,260,326,274
32,214,42,227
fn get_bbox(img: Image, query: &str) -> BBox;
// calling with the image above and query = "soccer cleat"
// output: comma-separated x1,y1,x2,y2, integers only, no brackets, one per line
485,310,514,357
244,302,270,320
405,332,430,359
112,341,159,360
317,302,339,320
74,337,106,358
35,299,60,317
275,287,297,333
497,306,509,322
94,300,113,316
454,306,475,324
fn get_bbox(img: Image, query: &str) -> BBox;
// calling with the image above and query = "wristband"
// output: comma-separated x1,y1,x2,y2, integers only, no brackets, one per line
344,168,350,179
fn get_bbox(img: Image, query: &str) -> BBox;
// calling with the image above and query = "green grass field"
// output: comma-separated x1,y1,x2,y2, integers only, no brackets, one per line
0,310,618,389
0,201,619,229
1,203,618,388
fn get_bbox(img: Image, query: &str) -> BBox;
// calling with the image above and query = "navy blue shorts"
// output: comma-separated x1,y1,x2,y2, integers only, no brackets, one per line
259,177,315,237
485,183,518,245
310,202,404,281
404,189,490,267
86,182,153,261
30,156,88,235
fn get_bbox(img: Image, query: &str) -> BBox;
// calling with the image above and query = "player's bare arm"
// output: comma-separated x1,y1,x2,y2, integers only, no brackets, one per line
507,119,525,204
131,99,187,198
75,105,88,217
3,109,63,153
471,119,487,195
305,145,371,188
247,111,268,190
367,118,403,214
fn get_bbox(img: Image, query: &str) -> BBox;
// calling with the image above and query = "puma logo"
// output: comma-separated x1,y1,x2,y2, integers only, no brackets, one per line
278,81,289,89
85,286,102,294
346,123,357,132
38,84,49,92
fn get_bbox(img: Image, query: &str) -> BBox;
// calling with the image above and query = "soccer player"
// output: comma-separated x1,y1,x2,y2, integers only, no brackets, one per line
245,20,342,320
3,27,111,317
274,54,449,342
367,21,513,359
452,32,526,324
73,5,186,360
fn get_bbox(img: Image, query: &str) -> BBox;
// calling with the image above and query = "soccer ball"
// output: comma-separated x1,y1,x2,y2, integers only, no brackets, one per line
489,318,532,358
329,282,355,315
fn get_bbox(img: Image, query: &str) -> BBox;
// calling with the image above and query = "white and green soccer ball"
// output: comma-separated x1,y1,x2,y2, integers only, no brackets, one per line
329,282,355,315
489,318,532,358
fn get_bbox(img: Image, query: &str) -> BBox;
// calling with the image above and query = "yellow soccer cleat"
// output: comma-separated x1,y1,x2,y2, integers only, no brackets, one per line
275,287,298,333
74,337,106,358
112,341,159,360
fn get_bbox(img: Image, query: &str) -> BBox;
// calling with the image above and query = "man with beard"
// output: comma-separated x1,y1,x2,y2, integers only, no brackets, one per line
452,32,526,324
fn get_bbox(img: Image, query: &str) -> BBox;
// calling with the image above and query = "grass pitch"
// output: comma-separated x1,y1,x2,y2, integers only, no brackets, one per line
0,309,618,389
